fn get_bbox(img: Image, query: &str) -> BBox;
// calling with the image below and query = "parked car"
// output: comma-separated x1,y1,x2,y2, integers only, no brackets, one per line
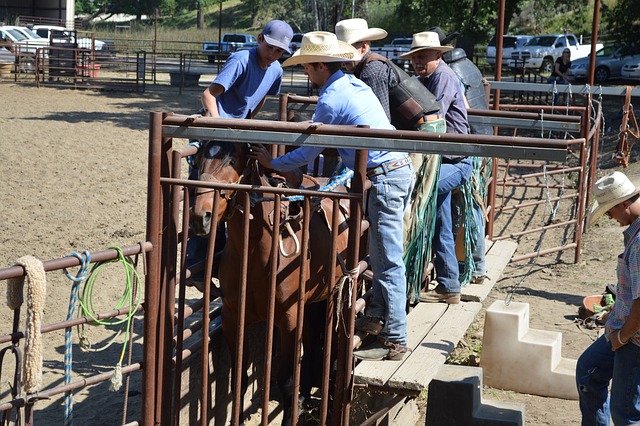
370,37,413,71
567,44,640,83
202,33,257,63
0,25,49,73
621,56,640,80
485,35,533,66
508,33,601,73
31,25,115,58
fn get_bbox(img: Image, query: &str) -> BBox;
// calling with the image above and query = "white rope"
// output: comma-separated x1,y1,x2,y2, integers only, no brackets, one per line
334,266,359,332
279,222,301,258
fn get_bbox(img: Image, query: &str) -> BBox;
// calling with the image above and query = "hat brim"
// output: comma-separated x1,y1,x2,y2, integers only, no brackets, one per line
343,28,387,45
399,45,453,59
263,34,291,54
281,41,361,67
441,32,460,46
589,188,640,225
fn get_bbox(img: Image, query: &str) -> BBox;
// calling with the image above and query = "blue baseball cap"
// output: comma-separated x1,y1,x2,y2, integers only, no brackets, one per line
262,20,293,53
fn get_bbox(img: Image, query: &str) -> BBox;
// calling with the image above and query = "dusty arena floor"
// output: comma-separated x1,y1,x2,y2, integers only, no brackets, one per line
0,81,637,425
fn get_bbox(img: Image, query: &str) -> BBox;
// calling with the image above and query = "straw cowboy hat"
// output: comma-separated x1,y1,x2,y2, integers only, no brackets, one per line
335,18,387,45
590,171,640,223
399,31,454,59
281,31,362,67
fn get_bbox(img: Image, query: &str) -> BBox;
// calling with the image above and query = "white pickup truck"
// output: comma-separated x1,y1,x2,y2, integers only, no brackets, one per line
507,33,601,73
369,37,412,71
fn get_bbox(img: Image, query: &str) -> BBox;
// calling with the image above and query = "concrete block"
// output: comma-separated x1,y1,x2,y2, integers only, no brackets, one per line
426,364,525,426
480,300,578,400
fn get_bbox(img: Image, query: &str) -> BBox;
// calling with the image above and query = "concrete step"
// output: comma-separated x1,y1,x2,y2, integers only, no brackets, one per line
480,300,578,400
426,364,525,426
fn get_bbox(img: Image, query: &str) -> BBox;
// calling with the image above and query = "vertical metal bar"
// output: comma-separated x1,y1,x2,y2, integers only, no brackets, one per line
231,192,251,425
278,93,289,122
574,104,590,263
200,192,220,426
173,186,190,426
321,198,341,425
587,0,601,86
261,194,281,426
143,111,163,426
291,197,311,426
158,113,175,426
165,149,184,425
333,149,366,426
585,104,602,229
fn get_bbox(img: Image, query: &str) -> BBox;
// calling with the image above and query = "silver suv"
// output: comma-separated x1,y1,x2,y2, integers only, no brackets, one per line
486,35,533,66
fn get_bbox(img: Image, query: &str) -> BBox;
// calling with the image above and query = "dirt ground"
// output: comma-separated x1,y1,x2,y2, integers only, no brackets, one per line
0,80,637,425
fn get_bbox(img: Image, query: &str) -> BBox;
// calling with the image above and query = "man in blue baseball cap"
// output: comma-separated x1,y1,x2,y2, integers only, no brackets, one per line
186,20,294,292
201,19,293,118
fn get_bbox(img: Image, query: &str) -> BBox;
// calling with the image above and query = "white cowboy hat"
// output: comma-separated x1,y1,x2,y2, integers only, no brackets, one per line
335,18,387,45
590,171,640,224
399,31,454,59
282,31,362,67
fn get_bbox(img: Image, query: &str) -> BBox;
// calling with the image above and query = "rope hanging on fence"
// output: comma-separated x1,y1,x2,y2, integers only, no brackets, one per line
61,250,91,426
77,246,142,392
6,255,47,395
403,154,441,302
455,156,491,286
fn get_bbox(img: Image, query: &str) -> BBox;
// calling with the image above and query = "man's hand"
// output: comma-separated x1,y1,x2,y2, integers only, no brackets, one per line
248,144,273,169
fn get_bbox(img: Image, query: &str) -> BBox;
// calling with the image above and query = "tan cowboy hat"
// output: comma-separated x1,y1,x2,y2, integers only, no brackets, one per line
590,171,640,224
335,18,387,45
282,31,361,67
399,31,454,59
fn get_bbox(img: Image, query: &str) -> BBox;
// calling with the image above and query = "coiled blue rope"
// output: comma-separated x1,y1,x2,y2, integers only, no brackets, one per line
61,250,91,426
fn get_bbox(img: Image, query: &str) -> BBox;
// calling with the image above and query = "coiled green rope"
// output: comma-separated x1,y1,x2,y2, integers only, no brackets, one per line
77,246,142,391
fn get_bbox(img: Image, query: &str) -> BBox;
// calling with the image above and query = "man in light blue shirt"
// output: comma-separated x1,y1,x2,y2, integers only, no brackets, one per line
250,31,414,361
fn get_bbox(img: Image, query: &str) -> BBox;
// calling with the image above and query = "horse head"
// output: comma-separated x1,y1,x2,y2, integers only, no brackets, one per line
190,140,249,236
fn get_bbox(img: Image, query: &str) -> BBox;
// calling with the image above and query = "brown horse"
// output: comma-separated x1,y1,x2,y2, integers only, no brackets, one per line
190,140,350,425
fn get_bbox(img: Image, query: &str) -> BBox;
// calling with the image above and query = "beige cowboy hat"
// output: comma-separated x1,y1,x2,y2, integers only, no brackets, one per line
282,31,361,67
399,31,454,59
335,18,387,45
590,171,640,224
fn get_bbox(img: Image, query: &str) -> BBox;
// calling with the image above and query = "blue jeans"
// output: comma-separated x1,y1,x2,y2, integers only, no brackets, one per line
366,164,415,345
433,158,472,293
576,334,640,425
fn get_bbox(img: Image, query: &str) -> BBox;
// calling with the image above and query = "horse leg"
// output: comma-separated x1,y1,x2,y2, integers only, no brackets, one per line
277,315,299,426
222,304,249,425
300,301,327,409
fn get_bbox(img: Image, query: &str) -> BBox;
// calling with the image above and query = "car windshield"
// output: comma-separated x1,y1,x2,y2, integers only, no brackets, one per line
525,36,557,47
488,36,522,49
7,29,27,42
20,28,42,39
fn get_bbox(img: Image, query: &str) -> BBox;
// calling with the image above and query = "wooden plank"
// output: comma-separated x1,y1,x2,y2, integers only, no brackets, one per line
388,301,483,391
462,239,518,302
354,302,447,387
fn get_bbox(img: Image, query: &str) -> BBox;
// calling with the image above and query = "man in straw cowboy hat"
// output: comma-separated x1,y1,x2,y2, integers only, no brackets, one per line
400,31,473,304
249,31,415,361
334,18,397,120
576,171,640,425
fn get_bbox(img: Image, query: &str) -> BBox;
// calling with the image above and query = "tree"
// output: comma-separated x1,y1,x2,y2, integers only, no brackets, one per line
603,0,640,45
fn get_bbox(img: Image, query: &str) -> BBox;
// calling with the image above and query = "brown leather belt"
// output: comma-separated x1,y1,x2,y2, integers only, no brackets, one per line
366,156,412,178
